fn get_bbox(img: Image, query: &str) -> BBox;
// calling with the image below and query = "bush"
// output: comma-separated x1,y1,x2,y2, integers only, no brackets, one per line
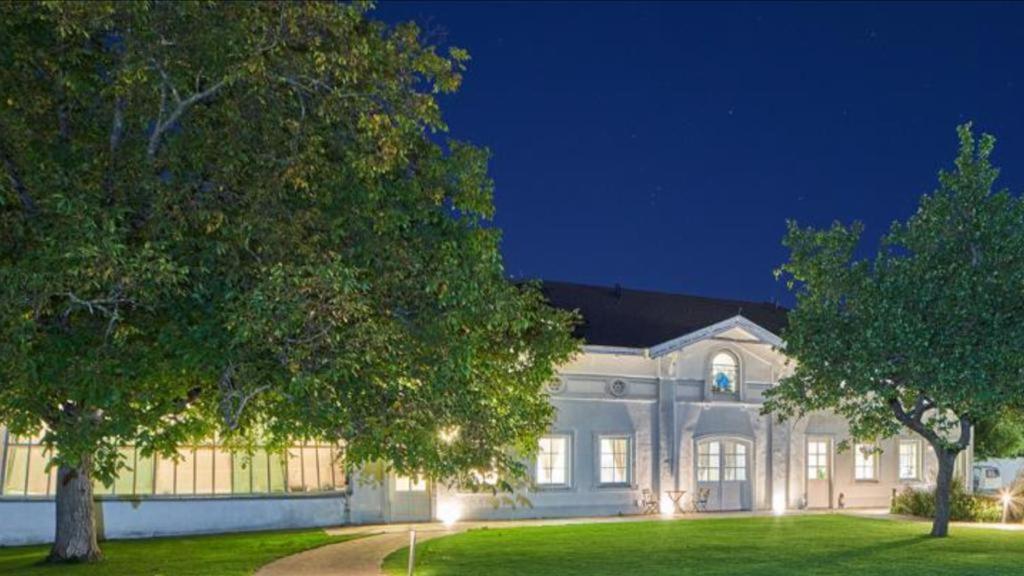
890,479,1004,523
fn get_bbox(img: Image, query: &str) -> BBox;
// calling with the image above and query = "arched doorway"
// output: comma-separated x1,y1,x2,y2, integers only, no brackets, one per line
695,437,753,511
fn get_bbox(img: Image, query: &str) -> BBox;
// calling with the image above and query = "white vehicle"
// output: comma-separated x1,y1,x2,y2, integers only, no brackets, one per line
974,464,1002,493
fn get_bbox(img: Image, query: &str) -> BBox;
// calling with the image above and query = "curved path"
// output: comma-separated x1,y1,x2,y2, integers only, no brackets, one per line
256,526,455,576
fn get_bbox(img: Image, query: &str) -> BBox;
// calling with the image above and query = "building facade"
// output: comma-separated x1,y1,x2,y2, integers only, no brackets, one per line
0,282,972,544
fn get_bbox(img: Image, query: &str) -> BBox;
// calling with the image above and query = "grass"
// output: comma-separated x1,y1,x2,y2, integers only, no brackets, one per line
0,528,361,575
383,515,1024,576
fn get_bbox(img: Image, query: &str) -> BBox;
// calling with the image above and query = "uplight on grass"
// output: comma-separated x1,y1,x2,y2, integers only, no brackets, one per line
438,500,463,527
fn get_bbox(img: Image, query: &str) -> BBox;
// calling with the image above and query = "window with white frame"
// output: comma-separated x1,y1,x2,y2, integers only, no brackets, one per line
899,440,921,480
807,440,829,480
536,435,570,486
854,443,879,481
394,475,427,492
599,436,630,485
697,441,721,482
0,429,345,499
723,442,747,481
710,351,739,394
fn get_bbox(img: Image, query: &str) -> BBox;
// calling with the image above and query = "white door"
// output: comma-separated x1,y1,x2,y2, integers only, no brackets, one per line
389,475,431,522
697,439,751,511
806,438,832,509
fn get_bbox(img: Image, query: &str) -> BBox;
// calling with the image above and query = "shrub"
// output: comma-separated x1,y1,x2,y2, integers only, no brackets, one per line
890,479,1003,523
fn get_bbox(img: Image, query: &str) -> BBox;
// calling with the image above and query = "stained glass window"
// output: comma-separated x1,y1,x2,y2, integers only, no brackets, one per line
711,352,738,393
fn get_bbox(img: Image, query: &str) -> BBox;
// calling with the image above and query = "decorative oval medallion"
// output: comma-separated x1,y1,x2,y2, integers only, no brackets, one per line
608,379,628,397
545,380,566,394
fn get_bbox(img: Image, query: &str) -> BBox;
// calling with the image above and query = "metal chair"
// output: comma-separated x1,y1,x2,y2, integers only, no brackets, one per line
638,489,659,515
694,488,710,512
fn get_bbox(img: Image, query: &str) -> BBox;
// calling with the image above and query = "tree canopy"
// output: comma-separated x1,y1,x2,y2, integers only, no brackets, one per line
765,124,1024,535
0,1,578,559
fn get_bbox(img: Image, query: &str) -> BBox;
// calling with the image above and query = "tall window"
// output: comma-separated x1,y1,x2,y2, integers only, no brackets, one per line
697,441,721,482
723,442,747,481
854,443,878,481
395,475,427,492
599,436,630,485
899,440,921,480
711,352,739,393
807,440,829,480
0,430,345,499
536,435,570,486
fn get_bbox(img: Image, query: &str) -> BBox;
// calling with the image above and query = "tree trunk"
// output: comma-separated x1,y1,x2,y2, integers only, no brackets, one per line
930,448,958,538
48,455,102,563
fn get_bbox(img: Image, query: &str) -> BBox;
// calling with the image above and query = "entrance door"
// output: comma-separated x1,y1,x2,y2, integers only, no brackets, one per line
697,439,751,511
389,475,431,522
806,438,832,509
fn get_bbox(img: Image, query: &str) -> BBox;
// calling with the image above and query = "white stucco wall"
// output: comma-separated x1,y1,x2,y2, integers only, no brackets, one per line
0,495,347,546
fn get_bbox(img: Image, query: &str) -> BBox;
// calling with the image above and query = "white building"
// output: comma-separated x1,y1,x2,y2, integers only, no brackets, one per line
0,281,971,544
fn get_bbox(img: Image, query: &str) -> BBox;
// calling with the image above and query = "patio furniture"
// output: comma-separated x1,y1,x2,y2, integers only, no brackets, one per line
693,488,710,512
638,489,659,515
666,490,687,514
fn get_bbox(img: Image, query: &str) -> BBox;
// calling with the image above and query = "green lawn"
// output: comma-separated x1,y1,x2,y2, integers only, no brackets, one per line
384,515,1024,576
0,528,360,576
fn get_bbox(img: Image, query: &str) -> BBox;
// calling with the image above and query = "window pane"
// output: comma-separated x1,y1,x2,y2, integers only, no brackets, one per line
135,452,155,495
3,446,27,496
286,448,304,492
233,450,254,491
600,437,629,484
331,448,346,490
194,448,214,494
175,449,195,495
113,447,136,496
213,448,233,494
251,451,270,493
268,452,286,492
154,456,176,495
301,447,319,491
536,436,568,485
317,447,333,490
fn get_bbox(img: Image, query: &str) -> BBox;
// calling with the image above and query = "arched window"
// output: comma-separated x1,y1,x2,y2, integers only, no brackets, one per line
711,351,739,394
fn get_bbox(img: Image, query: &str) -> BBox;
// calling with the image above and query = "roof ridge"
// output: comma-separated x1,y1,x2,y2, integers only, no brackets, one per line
539,279,785,310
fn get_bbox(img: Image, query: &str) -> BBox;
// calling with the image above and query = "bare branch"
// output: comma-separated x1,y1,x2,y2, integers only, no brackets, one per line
217,363,271,430
147,62,227,159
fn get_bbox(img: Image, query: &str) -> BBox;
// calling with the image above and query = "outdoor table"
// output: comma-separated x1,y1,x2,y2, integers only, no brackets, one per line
666,490,687,514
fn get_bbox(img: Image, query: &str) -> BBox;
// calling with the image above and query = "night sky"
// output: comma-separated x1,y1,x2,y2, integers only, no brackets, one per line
376,1,1024,306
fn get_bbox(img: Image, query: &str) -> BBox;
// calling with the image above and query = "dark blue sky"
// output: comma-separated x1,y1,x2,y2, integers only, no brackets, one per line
377,1,1024,305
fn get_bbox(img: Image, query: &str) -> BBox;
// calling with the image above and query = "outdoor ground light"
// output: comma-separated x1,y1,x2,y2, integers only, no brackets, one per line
660,494,675,517
772,493,786,516
1001,490,1013,524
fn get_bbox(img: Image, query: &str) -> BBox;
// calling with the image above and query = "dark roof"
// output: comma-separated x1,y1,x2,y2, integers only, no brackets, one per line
540,281,788,348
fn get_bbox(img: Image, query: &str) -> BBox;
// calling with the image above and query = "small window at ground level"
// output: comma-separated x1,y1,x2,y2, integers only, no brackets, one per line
854,444,879,481
599,436,630,484
536,435,570,486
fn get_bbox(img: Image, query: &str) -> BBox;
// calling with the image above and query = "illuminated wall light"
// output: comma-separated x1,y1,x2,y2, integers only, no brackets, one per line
660,494,676,517
437,500,463,527
772,493,786,516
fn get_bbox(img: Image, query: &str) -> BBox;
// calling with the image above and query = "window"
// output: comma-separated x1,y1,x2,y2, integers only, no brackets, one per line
599,436,630,485
698,441,721,482
724,442,747,481
854,444,878,481
711,352,739,393
395,475,427,492
899,440,921,480
536,435,570,486
0,429,346,499
807,440,829,480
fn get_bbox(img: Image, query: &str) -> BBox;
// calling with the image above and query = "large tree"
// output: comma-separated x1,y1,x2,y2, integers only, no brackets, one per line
765,124,1024,537
0,2,578,562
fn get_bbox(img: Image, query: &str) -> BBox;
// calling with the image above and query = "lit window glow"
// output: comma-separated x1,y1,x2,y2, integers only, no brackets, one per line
854,444,878,481
711,352,738,393
899,440,921,480
599,437,630,484
536,436,569,486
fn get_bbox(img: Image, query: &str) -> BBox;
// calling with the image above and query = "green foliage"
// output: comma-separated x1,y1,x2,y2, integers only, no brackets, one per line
0,1,578,487
974,409,1024,459
765,124,1024,456
891,481,1004,523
